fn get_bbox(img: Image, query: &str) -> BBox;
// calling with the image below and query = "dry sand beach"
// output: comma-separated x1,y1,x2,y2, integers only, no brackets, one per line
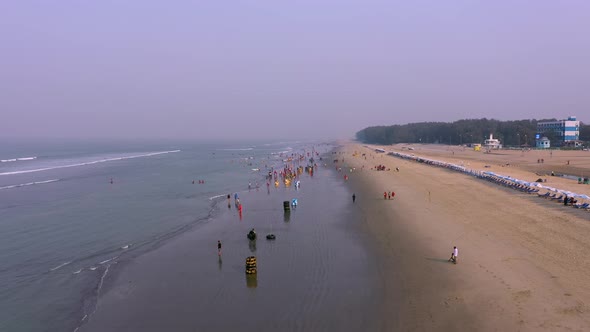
341,142,590,331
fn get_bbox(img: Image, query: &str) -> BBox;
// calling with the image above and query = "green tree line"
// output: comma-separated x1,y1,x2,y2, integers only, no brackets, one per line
356,118,590,146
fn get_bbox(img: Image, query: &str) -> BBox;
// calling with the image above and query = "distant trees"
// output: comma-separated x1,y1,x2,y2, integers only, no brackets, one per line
580,123,590,142
356,118,589,147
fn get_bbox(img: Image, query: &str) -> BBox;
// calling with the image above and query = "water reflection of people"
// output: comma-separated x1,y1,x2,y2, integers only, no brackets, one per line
248,240,256,253
218,256,222,271
284,211,291,222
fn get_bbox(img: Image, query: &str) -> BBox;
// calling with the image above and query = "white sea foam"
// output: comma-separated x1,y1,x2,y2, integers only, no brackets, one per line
209,194,226,200
277,150,292,154
218,148,254,151
1,156,37,163
50,261,71,271
96,265,110,295
0,179,59,190
121,244,131,249
0,150,180,176
89,267,97,271
99,257,116,265
73,269,82,274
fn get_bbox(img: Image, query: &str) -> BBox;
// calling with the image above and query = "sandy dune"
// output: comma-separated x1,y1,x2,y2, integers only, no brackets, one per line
339,142,590,331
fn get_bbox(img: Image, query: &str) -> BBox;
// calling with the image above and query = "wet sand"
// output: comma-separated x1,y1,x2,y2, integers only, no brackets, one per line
340,142,590,331
79,164,382,332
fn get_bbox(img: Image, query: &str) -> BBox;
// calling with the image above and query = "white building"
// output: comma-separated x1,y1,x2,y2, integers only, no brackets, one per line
484,134,502,149
536,137,550,149
536,116,580,145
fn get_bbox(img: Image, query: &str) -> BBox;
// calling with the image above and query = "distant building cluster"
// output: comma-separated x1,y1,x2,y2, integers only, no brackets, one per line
536,116,580,147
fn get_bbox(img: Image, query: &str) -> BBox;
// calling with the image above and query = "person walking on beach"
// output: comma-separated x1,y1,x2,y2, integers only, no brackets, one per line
384,191,387,200
352,193,356,203
218,240,222,256
391,191,395,199
449,246,458,264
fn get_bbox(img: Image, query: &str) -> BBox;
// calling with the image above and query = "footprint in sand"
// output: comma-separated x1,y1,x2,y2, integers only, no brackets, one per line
558,302,586,315
512,289,532,301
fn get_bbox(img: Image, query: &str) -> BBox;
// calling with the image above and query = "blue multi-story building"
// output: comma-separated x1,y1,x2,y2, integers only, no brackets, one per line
536,116,580,146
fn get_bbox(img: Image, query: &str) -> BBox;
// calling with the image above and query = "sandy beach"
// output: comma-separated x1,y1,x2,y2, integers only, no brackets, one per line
340,142,590,331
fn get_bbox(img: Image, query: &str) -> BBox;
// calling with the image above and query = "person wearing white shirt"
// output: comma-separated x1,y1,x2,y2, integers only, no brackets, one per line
449,246,458,264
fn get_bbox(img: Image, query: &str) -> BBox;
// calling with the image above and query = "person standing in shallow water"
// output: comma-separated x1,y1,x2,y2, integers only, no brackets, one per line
352,193,356,203
217,240,222,256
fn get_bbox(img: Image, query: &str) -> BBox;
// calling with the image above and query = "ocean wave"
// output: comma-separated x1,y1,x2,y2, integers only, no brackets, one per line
99,257,116,265
208,194,226,200
49,261,71,271
0,179,59,190
218,148,254,151
0,156,37,163
271,150,293,155
0,150,180,176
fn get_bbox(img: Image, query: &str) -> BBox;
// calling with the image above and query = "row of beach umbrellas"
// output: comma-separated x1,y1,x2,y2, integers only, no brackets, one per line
483,172,590,200
383,148,590,202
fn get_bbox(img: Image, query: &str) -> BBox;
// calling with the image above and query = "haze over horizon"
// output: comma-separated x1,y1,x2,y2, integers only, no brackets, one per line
2,1,589,141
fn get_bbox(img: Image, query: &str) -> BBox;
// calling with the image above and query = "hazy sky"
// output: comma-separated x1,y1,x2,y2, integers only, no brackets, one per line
2,1,589,140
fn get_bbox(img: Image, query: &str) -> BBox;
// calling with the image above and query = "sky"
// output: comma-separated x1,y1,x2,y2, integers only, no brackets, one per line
1,1,589,140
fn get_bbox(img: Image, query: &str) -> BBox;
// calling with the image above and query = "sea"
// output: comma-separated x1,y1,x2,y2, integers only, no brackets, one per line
0,139,330,332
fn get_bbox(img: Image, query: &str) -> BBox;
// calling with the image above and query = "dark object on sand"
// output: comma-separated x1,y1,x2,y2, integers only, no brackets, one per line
247,229,257,240
266,234,276,240
536,178,544,182
283,201,290,211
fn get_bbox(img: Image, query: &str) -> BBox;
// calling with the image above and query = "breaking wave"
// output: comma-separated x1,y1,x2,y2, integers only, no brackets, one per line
0,150,180,176
218,148,254,151
1,156,37,163
0,179,59,190
49,261,71,271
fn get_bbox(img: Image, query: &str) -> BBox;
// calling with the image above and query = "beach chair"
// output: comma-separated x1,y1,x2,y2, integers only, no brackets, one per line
547,193,557,199
537,192,550,198
574,203,589,209
552,195,563,201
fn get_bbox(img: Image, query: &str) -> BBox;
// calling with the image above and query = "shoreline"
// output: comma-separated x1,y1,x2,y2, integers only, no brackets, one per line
79,153,383,332
78,141,590,331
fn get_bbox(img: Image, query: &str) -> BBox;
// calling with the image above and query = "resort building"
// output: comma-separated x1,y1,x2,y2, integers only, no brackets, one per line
483,134,502,149
536,116,580,146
